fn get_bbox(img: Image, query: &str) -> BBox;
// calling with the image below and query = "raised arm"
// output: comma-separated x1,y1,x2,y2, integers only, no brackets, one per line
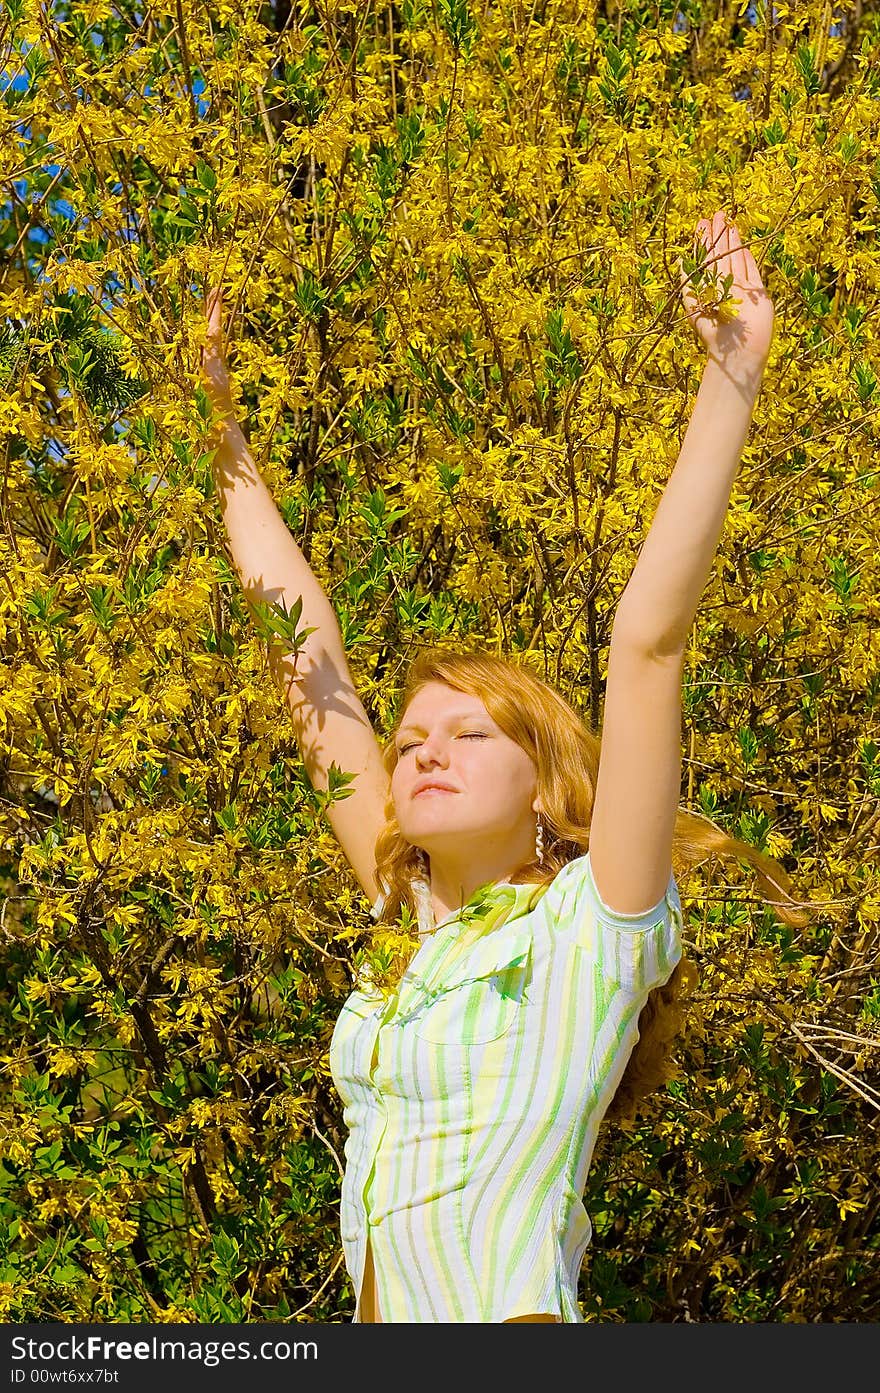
199,287,389,905
588,210,775,917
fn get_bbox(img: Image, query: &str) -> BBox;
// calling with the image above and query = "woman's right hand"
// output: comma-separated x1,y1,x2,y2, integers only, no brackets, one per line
200,285,234,417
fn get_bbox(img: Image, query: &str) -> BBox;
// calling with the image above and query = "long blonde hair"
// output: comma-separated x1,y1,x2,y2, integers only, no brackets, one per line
370,646,814,1120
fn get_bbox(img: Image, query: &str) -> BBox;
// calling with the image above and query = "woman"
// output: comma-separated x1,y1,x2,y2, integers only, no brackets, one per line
199,211,807,1322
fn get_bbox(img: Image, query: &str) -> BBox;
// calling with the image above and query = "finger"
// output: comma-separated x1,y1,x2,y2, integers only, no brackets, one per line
714,210,732,260
708,212,737,284
702,210,723,256
722,218,749,285
719,218,736,281
698,214,725,276
736,227,763,288
205,290,225,345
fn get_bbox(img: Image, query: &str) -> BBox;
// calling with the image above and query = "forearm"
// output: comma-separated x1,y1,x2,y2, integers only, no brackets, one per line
209,403,382,833
210,412,345,671
614,353,766,657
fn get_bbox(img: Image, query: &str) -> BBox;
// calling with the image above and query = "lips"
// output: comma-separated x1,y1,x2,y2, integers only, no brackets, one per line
413,781,458,797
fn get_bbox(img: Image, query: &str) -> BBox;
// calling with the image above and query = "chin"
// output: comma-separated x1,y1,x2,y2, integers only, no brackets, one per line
405,824,478,853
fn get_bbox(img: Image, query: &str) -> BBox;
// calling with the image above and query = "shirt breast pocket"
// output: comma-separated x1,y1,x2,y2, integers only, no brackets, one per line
411,942,532,1046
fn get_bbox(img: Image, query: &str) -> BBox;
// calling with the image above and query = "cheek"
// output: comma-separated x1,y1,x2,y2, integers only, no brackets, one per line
493,752,534,790
390,762,412,810
472,769,525,811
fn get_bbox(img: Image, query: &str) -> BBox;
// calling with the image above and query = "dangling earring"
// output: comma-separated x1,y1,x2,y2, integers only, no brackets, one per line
535,815,545,866
415,847,429,878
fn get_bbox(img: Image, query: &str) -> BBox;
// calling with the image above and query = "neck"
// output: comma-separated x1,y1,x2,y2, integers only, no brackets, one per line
421,854,529,929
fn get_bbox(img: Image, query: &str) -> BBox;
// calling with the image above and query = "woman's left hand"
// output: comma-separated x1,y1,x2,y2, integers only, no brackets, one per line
679,210,775,369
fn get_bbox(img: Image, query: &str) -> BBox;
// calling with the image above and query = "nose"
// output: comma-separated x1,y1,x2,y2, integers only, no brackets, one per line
414,735,450,770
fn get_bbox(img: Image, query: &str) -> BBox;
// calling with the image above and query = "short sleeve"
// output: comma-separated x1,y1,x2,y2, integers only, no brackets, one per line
547,850,683,995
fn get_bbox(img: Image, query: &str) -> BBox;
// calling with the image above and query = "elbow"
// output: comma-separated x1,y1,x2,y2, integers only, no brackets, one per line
611,611,689,664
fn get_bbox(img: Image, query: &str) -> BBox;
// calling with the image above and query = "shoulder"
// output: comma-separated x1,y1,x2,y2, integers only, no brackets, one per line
544,850,680,930
540,851,683,992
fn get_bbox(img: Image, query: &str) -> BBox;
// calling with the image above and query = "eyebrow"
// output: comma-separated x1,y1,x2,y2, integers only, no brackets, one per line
395,712,493,738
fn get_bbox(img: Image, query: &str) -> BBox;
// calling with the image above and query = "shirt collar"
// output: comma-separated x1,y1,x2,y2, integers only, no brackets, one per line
433,878,550,935
402,878,551,995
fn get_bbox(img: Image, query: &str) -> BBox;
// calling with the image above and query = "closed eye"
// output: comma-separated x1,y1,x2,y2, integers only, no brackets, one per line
396,732,488,755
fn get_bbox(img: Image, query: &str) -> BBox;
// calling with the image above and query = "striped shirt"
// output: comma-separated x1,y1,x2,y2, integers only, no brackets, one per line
328,850,683,1322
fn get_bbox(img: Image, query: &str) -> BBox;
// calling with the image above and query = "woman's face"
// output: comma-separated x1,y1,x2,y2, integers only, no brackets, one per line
391,681,540,858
